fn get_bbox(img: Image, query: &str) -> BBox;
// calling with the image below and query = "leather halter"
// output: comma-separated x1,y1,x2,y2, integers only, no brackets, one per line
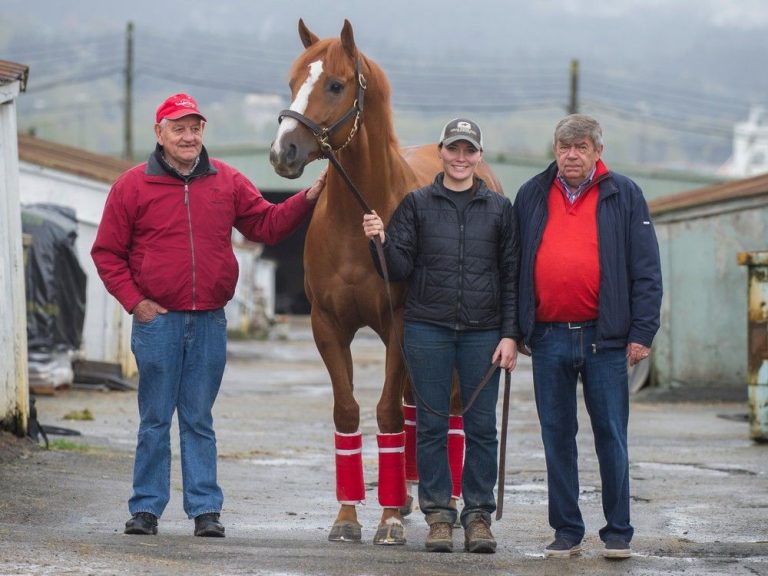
278,58,367,157
277,57,372,214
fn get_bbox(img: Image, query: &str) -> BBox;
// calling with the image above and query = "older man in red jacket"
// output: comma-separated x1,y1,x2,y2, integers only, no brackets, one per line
92,93,325,538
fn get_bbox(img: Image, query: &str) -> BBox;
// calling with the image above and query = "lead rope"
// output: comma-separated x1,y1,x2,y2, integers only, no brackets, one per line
496,370,511,520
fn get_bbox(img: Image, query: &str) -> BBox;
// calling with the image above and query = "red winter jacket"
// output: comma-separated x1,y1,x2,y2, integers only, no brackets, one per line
92,146,313,313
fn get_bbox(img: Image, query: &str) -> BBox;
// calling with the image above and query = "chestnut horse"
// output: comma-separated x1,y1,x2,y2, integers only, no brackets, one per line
269,19,503,545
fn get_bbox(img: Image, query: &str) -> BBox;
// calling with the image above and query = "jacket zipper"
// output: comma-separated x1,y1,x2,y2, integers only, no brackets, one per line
184,181,197,310
454,193,473,331
456,221,464,330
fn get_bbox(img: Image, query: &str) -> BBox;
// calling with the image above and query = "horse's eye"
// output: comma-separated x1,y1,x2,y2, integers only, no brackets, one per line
329,81,344,94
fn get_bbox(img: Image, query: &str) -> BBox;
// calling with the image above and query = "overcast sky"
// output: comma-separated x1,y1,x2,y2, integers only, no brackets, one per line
5,0,767,91
3,0,767,169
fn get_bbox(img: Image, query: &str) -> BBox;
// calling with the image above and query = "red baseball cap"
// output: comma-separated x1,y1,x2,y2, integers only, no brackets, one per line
155,93,207,124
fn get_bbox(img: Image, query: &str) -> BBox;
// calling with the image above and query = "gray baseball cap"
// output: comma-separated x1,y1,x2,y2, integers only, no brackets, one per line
438,118,483,150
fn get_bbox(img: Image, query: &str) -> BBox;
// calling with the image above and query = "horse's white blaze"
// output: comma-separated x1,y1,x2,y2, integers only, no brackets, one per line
273,59,324,152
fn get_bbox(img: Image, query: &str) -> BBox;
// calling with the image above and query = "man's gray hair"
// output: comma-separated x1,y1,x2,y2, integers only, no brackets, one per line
553,114,603,148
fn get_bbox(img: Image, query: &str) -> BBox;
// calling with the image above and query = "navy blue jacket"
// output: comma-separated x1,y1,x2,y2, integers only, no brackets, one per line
513,161,662,350
372,173,520,339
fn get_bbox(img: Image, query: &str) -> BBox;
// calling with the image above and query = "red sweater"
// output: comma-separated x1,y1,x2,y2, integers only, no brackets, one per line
534,163,607,322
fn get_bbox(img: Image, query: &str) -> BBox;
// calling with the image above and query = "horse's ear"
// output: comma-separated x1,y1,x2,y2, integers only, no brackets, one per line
340,19,357,58
298,18,319,48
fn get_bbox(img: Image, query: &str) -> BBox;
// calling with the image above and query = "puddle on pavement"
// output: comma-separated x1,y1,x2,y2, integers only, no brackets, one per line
633,461,752,476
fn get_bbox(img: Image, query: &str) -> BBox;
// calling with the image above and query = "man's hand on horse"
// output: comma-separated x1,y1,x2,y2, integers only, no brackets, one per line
305,167,328,204
363,210,386,243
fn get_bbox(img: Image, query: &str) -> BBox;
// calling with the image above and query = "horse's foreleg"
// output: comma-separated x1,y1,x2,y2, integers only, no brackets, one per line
311,310,363,543
371,325,410,545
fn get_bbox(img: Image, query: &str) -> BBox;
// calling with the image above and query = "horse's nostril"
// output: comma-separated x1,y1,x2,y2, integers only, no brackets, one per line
286,143,297,163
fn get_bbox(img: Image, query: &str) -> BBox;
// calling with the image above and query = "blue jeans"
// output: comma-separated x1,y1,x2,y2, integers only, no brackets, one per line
530,322,632,544
129,309,227,519
404,321,500,528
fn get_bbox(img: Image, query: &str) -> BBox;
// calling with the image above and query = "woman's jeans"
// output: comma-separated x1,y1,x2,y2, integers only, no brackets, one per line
129,309,227,519
530,322,632,544
404,321,500,528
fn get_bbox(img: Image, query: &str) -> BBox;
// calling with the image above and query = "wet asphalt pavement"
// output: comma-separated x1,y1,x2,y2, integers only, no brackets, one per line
1,316,767,576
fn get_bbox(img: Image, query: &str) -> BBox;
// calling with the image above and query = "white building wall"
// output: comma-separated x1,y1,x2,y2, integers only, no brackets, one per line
18,163,134,376
0,81,29,432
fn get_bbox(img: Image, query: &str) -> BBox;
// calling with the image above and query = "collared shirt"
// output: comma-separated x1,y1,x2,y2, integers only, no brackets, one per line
557,165,597,204
160,152,200,178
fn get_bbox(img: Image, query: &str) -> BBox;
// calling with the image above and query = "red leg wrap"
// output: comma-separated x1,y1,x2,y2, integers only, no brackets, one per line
335,431,365,504
377,432,407,508
448,415,465,499
403,403,419,481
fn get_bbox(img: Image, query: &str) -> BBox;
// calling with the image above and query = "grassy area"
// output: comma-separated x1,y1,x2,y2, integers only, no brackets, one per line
48,439,95,452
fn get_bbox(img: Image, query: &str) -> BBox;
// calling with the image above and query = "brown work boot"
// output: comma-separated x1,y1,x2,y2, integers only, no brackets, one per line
425,521,453,552
464,517,496,553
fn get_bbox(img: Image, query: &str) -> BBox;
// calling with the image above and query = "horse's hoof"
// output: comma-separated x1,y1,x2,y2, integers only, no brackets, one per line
373,518,406,545
328,521,362,543
399,494,414,517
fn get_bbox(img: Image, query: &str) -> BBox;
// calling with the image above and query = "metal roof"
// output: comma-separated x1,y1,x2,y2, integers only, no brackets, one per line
648,171,768,216
0,60,29,91
18,133,134,184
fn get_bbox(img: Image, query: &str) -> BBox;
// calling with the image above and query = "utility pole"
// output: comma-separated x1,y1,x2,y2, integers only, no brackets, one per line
568,58,579,115
123,21,134,161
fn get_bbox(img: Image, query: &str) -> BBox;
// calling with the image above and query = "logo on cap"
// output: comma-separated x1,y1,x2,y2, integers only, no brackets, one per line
174,97,196,109
454,121,475,134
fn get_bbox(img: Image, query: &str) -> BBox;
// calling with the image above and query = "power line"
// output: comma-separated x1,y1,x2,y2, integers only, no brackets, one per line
391,99,566,113
134,33,295,66
18,99,122,115
137,68,284,95
584,100,734,139
26,67,124,93
6,34,120,60
583,74,748,116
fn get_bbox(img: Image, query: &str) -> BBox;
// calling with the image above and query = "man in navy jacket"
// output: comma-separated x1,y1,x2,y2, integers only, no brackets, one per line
514,114,661,560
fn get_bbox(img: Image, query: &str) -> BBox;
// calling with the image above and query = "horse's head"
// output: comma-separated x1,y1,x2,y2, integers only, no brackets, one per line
270,19,366,179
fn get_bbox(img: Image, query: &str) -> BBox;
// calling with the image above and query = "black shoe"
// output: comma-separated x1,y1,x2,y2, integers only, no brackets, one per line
544,537,582,558
124,512,158,535
603,539,631,559
194,512,225,537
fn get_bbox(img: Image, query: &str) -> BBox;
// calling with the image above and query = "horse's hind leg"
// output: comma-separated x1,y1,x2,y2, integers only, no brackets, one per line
310,310,364,543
